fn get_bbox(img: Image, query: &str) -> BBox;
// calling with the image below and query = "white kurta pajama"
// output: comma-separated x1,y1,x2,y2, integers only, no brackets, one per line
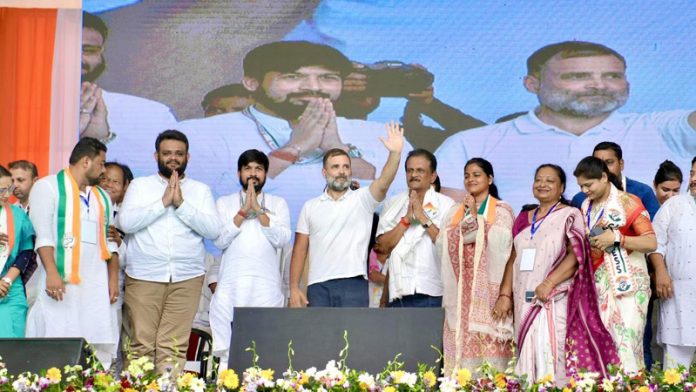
652,194,696,368
209,192,291,360
26,176,119,368
377,188,455,301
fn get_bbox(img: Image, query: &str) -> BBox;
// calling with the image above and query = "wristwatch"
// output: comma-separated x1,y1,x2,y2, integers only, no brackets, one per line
1,277,11,285
422,218,433,229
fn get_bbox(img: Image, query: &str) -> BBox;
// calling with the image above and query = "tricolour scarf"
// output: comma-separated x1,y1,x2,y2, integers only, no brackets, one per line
56,169,111,284
581,184,643,296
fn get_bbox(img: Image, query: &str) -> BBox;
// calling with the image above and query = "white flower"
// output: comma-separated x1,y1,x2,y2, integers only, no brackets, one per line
401,372,418,387
358,373,376,390
305,367,317,377
438,376,459,392
190,377,206,392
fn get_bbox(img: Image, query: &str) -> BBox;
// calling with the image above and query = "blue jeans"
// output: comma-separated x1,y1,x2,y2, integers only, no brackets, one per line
388,293,442,308
307,276,368,307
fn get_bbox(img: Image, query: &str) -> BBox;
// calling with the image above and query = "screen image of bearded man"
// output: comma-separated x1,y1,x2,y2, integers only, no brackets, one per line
179,40,411,230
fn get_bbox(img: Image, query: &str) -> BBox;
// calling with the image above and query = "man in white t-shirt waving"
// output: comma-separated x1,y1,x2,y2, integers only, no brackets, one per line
289,122,404,307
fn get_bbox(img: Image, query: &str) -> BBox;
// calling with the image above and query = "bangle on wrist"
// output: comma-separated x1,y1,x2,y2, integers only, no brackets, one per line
237,209,248,219
1,277,12,285
498,292,512,299
399,217,410,228
270,145,300,163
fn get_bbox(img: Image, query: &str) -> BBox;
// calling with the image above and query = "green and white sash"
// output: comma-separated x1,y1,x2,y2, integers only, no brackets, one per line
56,169,111,284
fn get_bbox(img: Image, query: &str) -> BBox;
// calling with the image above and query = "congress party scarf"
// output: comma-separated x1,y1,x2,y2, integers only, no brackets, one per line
56,169,111,284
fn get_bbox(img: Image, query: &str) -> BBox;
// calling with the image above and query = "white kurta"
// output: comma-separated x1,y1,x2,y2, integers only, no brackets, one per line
653,194,696,346
26,176,119,367
209,192,291,356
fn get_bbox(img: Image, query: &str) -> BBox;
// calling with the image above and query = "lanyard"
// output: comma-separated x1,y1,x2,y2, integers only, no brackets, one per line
241,107,281,149
80,188,91,213
586,201,605,230
530,201,560,239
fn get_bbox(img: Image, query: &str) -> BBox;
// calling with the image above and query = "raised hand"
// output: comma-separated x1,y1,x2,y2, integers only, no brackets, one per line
379,121,405,154
79,82,110,140
161,173,175,208
171,171,183,208
318,99,344,151
248,181,261,213
463,194,475,214
288,99,327,155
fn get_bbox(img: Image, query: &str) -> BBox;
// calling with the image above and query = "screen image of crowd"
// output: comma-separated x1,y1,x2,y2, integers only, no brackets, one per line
2,5,696,386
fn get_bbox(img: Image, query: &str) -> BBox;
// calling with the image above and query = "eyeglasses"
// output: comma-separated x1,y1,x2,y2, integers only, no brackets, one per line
0,185,16,194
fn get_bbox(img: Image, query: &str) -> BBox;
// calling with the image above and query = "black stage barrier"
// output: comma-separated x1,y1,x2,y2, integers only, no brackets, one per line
230,308,444,375
0,338,93,374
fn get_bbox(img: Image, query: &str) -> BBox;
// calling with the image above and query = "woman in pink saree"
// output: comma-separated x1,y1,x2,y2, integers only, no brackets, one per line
437,158,514,375
493,164,618,382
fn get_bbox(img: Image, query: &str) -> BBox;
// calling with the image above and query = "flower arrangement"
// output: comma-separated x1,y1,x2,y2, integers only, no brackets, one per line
1,342,695,392
1,355,696,392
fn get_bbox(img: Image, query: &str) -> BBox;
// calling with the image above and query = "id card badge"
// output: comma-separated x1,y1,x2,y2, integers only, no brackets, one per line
520,248,536,271
81,220,98,244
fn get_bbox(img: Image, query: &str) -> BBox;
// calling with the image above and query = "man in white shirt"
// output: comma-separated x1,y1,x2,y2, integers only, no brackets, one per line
210,149,291,367
80,12,177,178
119,130,221,373
651,156,696,369
376,149,455,307
180,41,410,229
289,122,404,308
435,41,696,212
27,137,120,369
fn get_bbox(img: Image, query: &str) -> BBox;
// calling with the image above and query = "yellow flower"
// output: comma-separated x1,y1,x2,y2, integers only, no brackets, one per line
563,388,572,392
298,371,310,385
664,368,682,385
537,373,553,384
178,372,195,388
260,369,274,381
384,386,396,392
494,373,507,388
94,373,113,388
422,371,437,388
146,381,160,391
637,386,650,392
124,388,138,392
218,369,240,390
456,368,472,386
46,367,61,384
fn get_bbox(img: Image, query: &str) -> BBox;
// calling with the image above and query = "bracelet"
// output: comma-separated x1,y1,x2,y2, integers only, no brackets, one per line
1,277,11,285
269,147,300,163
399,217,410,228
498,293,512,299
542,278,555,287
237,209,248,219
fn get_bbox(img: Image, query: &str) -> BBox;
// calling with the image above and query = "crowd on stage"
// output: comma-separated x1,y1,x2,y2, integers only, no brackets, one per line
1,11,696,385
